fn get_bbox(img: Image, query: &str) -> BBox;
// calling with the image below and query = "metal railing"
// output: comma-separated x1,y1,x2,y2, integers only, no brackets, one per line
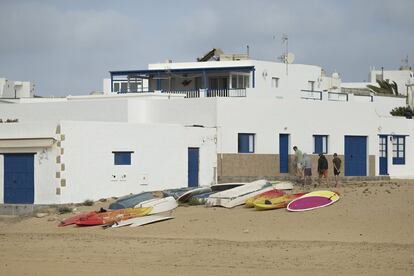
301,90,322,100
165,90,200,98
328,92,348,101
117,88,247,98
207,88,247,97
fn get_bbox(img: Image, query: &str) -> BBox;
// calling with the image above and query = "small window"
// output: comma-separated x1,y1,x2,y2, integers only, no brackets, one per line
392,136,405,164
313,135,328,154
113,151,133,165
379,136,387,158
238,133,255,153
272,77,279,88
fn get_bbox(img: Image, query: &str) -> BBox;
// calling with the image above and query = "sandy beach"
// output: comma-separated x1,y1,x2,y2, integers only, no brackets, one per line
0,180,413,276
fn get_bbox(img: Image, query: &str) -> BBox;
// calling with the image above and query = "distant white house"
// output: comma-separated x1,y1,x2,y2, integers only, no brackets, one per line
0,77,33,99
1,51,413,205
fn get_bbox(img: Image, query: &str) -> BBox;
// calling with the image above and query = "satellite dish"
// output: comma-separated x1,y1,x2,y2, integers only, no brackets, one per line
332,72,339,79
286,52,295,64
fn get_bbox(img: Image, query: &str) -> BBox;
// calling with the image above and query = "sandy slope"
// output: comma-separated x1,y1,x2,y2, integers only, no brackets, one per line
0,180,413,276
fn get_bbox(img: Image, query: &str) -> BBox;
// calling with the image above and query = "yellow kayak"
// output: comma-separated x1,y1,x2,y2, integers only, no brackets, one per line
254,193,305,211
245,189,284,208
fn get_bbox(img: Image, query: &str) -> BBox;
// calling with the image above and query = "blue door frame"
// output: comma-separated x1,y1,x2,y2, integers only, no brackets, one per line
188,148,199,187
344,136,367,176
279,134,289,173
379,135,388,175
4,153,35,204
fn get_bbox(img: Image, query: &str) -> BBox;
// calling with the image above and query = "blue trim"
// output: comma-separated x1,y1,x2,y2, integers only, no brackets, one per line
392,135,405,165
110,66,255,77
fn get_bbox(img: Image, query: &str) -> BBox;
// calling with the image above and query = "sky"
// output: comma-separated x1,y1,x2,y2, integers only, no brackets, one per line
0,0,413,97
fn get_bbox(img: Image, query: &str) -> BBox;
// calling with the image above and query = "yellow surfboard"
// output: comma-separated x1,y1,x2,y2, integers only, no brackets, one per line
300,190,339,201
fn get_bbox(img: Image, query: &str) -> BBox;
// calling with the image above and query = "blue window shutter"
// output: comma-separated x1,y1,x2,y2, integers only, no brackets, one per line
114,152,132,165
314,135,322,154
314,135,327,154
392,136,405,165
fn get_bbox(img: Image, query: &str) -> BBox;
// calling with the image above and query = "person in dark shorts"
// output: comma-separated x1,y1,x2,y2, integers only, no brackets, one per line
332,153,342,187
317,153,329,187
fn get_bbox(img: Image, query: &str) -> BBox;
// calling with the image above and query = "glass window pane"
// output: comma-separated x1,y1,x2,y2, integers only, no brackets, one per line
249,135,254,152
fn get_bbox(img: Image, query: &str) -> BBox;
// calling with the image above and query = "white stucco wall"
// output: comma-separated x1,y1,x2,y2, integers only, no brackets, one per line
215,97,414,177
58,121,216,203
0,122,59,204
0,99,130,123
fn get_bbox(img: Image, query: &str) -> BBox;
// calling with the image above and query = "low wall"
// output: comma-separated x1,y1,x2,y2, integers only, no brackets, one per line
217,153,377,182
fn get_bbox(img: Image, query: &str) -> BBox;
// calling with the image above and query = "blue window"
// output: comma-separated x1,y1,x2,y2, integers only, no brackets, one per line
238,133,255,153
313,135,328,154
392,136,405,164
113,151,133,165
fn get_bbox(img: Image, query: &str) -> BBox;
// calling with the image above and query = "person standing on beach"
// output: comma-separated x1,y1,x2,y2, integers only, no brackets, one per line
302,153,312,187
293,146,304,184
332,153,341,187
317,153,328,187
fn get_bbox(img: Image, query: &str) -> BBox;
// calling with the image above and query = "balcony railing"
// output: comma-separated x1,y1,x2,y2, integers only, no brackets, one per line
117,88,247,98
207,89,247,98
301,90,322,100
328,92,348,101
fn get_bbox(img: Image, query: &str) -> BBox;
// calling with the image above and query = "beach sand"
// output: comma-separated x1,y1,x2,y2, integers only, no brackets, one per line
0,180,413,276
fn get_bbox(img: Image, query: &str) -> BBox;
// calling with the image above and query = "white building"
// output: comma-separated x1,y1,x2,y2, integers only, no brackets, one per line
0,77,33,99
0,52,413,205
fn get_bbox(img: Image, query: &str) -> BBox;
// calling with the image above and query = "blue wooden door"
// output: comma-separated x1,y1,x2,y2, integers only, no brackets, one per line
279,134,289,173
379,135,388,175
344,136,367,176
4,153,35,204
188,148,199,187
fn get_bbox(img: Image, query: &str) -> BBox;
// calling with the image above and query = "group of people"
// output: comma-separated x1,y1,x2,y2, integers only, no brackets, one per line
293,146,341,188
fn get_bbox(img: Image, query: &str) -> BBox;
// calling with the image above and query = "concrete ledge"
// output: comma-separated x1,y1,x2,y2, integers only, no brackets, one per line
0,204,53,216
218,175,391,183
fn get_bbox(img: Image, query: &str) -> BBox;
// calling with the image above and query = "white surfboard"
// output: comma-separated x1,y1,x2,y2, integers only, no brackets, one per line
135,196,178,214
111,215,173,228
273,182,294,190
206,179,271,208
222,186,275,208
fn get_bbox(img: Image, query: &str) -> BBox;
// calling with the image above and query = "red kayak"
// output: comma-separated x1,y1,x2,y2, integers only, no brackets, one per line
75,207,152,226
59,211,97,227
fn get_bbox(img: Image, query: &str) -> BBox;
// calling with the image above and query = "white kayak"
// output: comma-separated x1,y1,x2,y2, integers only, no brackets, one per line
135,196,178,214
206,179,272,208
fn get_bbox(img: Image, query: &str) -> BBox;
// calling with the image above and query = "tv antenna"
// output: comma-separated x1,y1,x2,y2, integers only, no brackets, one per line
282,34,289,75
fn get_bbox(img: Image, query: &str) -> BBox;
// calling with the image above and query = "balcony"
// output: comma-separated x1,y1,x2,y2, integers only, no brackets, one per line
117,88,247,98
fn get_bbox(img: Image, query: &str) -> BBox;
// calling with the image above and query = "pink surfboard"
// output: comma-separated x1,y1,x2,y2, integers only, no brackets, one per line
287,193,339,212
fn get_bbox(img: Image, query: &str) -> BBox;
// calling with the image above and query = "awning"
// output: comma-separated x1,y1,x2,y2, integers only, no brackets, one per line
0,138,56,148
